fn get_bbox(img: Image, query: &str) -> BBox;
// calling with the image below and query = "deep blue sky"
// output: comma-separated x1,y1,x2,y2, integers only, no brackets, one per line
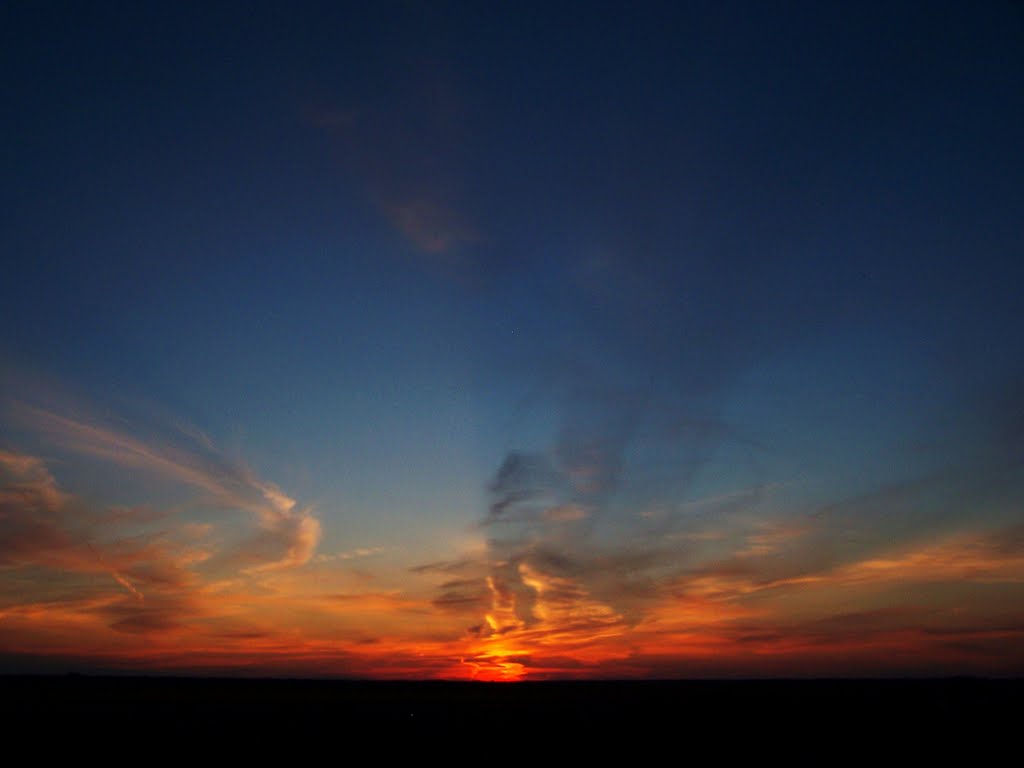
1,3,1023,676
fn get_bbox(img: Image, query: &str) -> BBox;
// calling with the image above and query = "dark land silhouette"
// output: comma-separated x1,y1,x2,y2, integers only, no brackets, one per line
4,675,1019,751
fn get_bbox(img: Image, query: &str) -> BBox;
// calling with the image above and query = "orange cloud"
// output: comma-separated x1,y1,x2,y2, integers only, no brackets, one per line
4,408,1024,680
16,404,322,572
385,197,477,255
833,529,1024,585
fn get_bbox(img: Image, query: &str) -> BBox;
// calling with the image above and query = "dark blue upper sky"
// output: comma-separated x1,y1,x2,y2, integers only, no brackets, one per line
2,2,1023,610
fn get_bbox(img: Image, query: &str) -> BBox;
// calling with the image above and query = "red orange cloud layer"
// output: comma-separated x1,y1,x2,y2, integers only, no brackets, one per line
2,406,1023,680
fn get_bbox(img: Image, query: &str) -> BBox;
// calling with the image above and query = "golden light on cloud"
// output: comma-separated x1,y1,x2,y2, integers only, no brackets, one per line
3,403,1024,680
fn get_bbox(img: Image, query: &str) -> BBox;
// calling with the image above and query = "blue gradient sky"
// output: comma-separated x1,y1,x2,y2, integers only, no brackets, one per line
2,2,1023,678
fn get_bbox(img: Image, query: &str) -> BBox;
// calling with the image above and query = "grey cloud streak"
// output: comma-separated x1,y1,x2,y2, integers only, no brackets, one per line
0,447,207,632
17,404,322,574
1,398,326,636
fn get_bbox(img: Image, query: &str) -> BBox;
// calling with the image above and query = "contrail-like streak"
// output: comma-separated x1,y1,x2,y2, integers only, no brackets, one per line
86,542,144,601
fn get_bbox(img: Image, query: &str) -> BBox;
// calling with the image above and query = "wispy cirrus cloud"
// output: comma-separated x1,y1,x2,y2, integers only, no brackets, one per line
0,446,210,636
0,393,330,648
384,197,477,257
313,546,385,564
17,404,321,573
310,63,481,272
413,433,1024,679
0,448,141,598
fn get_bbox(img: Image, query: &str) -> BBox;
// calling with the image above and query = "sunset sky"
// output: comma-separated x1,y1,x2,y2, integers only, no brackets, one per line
2,3,1023,680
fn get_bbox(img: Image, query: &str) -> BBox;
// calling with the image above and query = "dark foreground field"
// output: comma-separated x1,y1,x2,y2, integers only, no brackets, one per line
3,675,1020,753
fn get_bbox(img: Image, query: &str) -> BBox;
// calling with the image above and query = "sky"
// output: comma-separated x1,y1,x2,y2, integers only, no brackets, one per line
1,2,1023,680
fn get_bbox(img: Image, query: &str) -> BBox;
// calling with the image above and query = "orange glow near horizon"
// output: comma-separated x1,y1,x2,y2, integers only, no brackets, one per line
5,0,1024,687
2,442,1024,680
4,570,1024,680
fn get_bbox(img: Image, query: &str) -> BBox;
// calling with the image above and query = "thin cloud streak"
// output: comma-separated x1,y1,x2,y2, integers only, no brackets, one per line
16,404,322,573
